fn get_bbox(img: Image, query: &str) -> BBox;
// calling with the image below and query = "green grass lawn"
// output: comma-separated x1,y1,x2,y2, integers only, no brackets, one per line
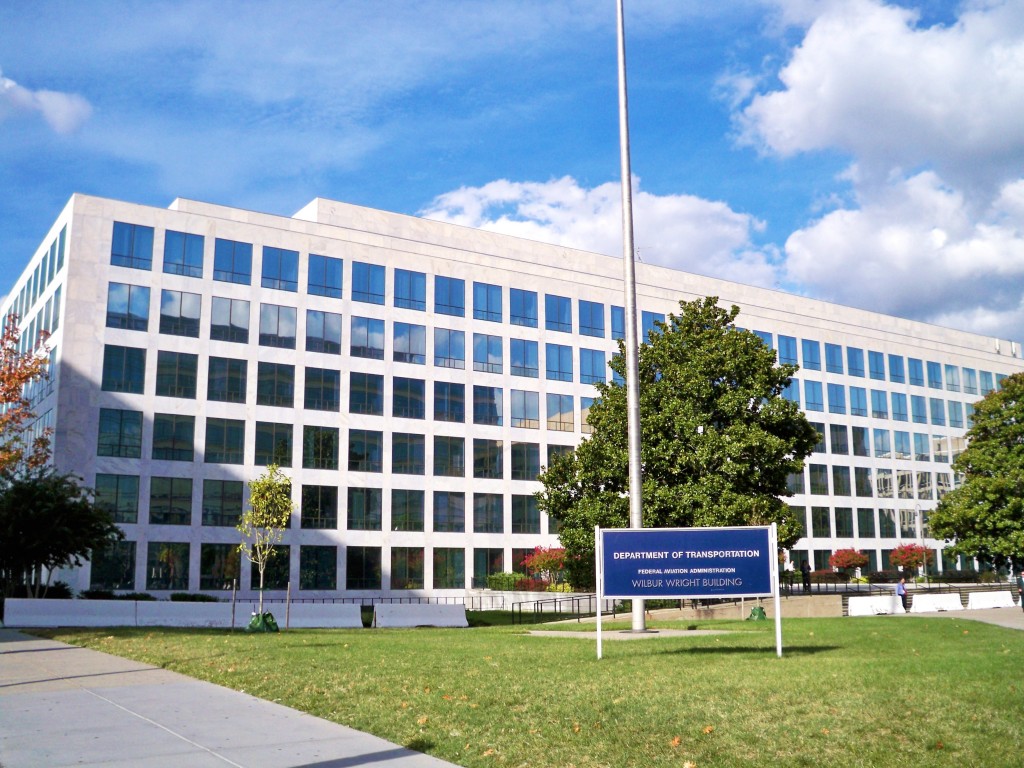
37,615,1024,768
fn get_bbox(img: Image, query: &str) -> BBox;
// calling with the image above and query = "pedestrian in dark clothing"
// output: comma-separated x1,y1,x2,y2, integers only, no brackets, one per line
897,577,908,612
1016,571,1024,613
801,560,811,592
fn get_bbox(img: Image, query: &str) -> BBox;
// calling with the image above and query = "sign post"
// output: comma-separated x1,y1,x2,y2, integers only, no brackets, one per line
596,525,783,658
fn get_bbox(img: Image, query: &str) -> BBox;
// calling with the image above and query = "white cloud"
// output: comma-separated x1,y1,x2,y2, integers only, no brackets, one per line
421,176,779,287
784,171,1024,340
739,0,1024,192
0,69,92,134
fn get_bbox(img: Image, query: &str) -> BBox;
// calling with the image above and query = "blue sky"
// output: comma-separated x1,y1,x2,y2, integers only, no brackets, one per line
2,0,1024,341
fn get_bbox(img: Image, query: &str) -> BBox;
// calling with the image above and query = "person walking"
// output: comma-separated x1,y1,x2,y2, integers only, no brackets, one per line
1016,569,1024,613
801,560,812,592
896,577,908,612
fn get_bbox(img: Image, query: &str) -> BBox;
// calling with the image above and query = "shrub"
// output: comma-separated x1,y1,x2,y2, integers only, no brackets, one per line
849,576,869,584
866,570,901,584
486,572,525,591
514,578,550,592
810,569,844,584
169,592,221,602
79,589,115,600
121,592,157,601
830,548,869,571
979,570,1003,584
42,581,74,599
931,570,980,583
546,582,574,593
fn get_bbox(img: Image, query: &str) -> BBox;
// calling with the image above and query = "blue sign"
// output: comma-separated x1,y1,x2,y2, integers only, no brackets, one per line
601,527,773,599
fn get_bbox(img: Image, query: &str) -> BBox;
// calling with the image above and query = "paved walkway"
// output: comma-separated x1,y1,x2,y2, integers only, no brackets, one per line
0,628,459,768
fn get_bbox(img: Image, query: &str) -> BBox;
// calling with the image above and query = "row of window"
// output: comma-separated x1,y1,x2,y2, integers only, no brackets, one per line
789,466,953,500
7,225,65,337
807,423,965,462
784,380,974,427
91,539,533,592
97,474,552,534
100,409,576,471
761,332,1007,394
790,505,929,541
112,222,668,338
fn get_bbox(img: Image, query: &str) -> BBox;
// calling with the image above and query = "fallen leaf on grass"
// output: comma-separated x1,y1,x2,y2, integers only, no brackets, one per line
572,723,581,733
670,736,681,748
483,748,496,757
417,716,428,725
702,726,715,735
821,728,830,735
683,761,697,768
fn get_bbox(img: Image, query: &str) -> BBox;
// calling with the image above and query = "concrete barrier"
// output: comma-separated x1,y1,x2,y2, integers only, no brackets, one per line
967,591,1016,609
285,603,364,628
848,594,905,616
137,601,233,627
3,598,136,627
909,593,964,613
372,603,468,628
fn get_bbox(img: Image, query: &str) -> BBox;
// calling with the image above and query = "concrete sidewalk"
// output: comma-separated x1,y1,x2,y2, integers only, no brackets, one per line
0,628,460,768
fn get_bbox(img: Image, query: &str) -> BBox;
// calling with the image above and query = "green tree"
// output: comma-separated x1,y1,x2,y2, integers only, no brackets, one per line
930,372,1024,571
537,297,818,589
0,467,123,597
238,464,293,613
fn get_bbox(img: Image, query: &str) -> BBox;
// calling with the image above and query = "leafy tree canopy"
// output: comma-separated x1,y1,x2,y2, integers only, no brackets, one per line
930,372,1024,570
0,313,51,472
0,466,122,597
239,464,293,612
537,297,818,588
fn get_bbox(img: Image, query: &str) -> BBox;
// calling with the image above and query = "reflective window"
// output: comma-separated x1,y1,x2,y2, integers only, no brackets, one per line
433,491,465,532
473,493,504,533
753,330,773,349
254,421,292,466
202,479,243,526
511,442,540,481
346,545,381,589
300,545,337,589
948,400,964,429
111,222,154,270
473,333,502,373
511,338,539,378
511,389,540,429
929,397,946,426
852,426,870,457
433,436,465,477
473,438,503,479
944,364,961,392
348,430,383,473
158,233,200,278
825,343,844,374
213,238,252,284
579,300,605,337
581,396,594,434
801,339,821,371
149,478,193,525
152,413,194,461
205,418,245,464
304,367,341,412
804,381,824,411
473,281,502,322
641,311,664,339
208,357,246,404
306,309,342,355
927,361,943,389
256,362,294,407
827,383,846,414
350,372,384,415
210,297,250,343
911,395,927,424
95,474,139,524
809,466,829,496
580,348,606,384
106,283,149,331
155,351,197,399
393,377,425,419
611,306,625,341
434,328,465,369
159,289,201,337
434,381,465,422
351,316,385,359
394,268,426,310
908,358,925,386
547,393,574,432
435,276,465,317
849,386,867,417
473,385,503,426
914,433,930,461
891,392,908,422
847,347,865,377
352,261,385,304
347,487,382,529
308,254,342,298
811,423,826,453
391,544,425,590
868,351,885,380
832,467,851,497
778,335,798,366
888,354,905,384
98,408,142,458
962,368,978,395
873,429,891,459
258,303,297,349
510,288,538,327
855,470,873,499
829,424,848,454
392,433,425,475
545,294,572,333
261,246,299,291
894,431,911,460
101,345,146,394
980,371,995,395
870,389,888,419
394,322,427,365
782,379,800,405
546,343,573,382
512,495,541,533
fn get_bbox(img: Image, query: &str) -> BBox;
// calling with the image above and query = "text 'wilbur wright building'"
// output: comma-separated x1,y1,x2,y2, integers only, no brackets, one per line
8,193,1023,599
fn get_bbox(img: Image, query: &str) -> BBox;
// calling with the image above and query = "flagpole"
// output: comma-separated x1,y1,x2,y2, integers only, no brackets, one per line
616,0,646,633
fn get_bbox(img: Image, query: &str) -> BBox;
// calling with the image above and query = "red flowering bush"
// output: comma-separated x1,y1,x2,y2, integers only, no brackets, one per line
521,547,566,584
889,543,934,570
829,548,869,571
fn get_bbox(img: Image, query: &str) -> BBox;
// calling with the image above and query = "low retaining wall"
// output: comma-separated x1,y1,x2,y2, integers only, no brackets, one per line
373,603,468,628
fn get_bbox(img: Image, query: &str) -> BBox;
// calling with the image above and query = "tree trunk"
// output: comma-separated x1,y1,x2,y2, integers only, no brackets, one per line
258,565,265,614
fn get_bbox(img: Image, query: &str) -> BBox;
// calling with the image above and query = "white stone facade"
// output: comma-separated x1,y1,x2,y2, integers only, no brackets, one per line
6,193,1022,598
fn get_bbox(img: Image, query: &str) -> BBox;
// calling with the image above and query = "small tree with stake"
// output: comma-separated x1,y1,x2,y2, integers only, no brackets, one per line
238,465,293,627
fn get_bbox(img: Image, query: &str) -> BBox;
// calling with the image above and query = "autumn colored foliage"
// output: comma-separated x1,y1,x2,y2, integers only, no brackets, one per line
0,314,51,473
888,543,934,571
829,548,869,571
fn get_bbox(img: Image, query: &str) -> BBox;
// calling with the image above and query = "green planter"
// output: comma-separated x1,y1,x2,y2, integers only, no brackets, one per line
245,611,280,633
